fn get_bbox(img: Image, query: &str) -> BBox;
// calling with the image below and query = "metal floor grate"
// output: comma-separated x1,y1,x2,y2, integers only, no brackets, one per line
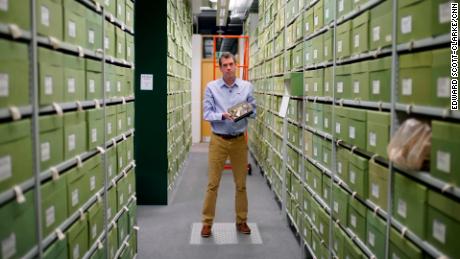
190,223,263,245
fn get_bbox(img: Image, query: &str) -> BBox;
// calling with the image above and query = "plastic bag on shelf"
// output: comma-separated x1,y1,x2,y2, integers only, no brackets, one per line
387,118,431,171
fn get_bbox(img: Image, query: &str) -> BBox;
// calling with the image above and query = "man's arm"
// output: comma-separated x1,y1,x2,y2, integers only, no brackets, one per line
247,83,257,118
203,85,224,122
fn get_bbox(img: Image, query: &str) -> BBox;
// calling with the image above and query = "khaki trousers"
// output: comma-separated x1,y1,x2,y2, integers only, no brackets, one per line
202,133,248,226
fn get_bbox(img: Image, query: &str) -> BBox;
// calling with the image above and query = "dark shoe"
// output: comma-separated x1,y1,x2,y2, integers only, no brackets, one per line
236,222,251,234
201,225,212,237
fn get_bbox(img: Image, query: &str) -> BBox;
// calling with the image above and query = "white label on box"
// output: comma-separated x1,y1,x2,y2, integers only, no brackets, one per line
305,83,309,92
312,240,316,251
68,21,76,38
106,81,111,92
334,240,338,253
373,26,380,42
128,150,131,161
334,201,339,213
336,122,341,134
372,80,381,94
392,253,401,259
397,199,407,218
0,0,8,11
128,183,132,194
45,76,53,95
354,34,360,48
0,73,9,97
313,49,318,59
2,233,16,259
433,219,446,244
401,16,412,34
0,155,12,182
349,126,355,139
439,3,450,24
305,22,310,31
71,189,79,206
337,40,343,53
91,128,97,143
351,214,357,228
324,118,329,128
73,244,80,259
313,147,318,157
320,223,324,234
127,12,131,23
46,206,55,227
108,164,113,177
437,77,450,97
120,193,124,205
369,132,377,147
104,36,109,50
117,81,121,92
368,232,375,247
68,78,76,93
107,122,112,134
128,46,131,58
314,115,318,125
306,52,310,61
338,162,342,174
325,82,329,92
436,150,451,173
325,8,330,19
41,142,50,162
324,189,328,199
118,119,122,130
314,82,318,92
296,56,300,64
90,175,96,191
118,4,121,14
314,15,319,26
89,79,95,93
350,170,356,184
88,29,95,44
304,229,307,237
324,46,328,57
324,152,328,163
339,0,344,12
107,208,112,220
353,81,360,93
41,6,50,27
68,134,76,151
118,43,122,54
313,178,317,189
402,78,412,96
306,113,309,122
92,224,97,239
337,81,343,93
371,183,380,198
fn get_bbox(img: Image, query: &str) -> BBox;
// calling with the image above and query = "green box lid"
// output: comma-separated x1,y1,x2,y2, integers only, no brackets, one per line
43,237,68,259
87,108,104,121
367,111,391,125
398,0,421,9
400,51,433,69
337,147,350,159
337,20,352,34
432,48,450,67
285,72,303,80
0,39,28,61
371,0,392,18
347,107,367,121
368,57,391,72
313,69,324,78
351,153,368,170
88,200,102,219
432,120,460,141
335,106,349,117
351,61,369,73
369,160,389,181
389,227,422,259
82,154,102,172
428,190,460,221
106,105,117,115
64,111,86,125
0,119,31,144
64,55,85,70
323,30,333,40
67,215,87,242
394,173,427,202
86,7,102,24
40,114,63,133
349,196,367,216
304,70,315,78
117,104,127,113
352,11,369,28
86,59,102,73
336,64,351,75
367,210,386,234
41,173,67,200
323,104,332,112
63,0,86,16
38,47,63,66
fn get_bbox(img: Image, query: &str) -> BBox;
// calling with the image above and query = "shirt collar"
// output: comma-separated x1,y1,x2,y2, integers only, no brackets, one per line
220,78,240,89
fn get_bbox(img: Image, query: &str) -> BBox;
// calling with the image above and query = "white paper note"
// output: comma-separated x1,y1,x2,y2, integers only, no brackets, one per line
397,199,407,218
0,73,9,97
0,155,12,182
401,16,412,34
68,21,76,38
45,76,53,95
46,206,55,227
373,26,380,42
88,29,95,44
68,134,76,151
372,80,380,95
141,74,153,91
349,126,355,139
433,219,446,244
41,142,50,162
437,77,450,97
2,233,16,259
402,78,412,96
41,6,50,27
0,0,8,11
68,78,76,93
436,150,451,173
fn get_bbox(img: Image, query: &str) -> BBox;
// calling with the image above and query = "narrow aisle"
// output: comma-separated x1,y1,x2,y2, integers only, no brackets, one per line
137,143,303,259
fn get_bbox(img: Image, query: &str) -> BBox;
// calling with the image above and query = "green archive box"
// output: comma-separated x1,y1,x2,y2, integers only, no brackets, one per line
39,114,64,171
126,34,134,63
431,120,460,188
323,103,332,134
117,104,127,135
369,0,392,50
336,20,351,59
85,59,102,100
38,47,64,105
302,215,312,244
334,106,348,141
0,119,33,194
348,153,368,197
351,61,369,101
366,111,390,158
0,191,36,259
41,175,68,237
347,193,367,242
117,139,127,172
303,39,312,67
107,186,117,222
88,201,104,245
36,0,63,40
115,67,126,97
389,227,423,259
368,160,388,210
66,167,89,215
431,48,451,108
85,154,103,196
393,173,427,240
67,215,88,259
304,130,313,157
284,49,292,71
426,190,460,259
125,0,134,28
87,108,104,150
285,72,303,96
105,64,117,98
64,54,85,102
303,8,314,37
368,57,391,102
311,34,324,65
294,17,303,43
104,21,116,57
311,226,322,257
85,8,102,51
322,139,331,169
312,102,323,130
323,0,334,24
321,174,331,202
103,0,116,16
399,51,432,106
292,44,303,69
336,147,349,182
324,66,333,97
366,210,386,259
117,212,129,246
304,70,314,96
116,0,126,22
116,27,126,60
337,0,352,19
313,0,324,32
310,162,323,196
64,111,87,159
323,30,333,62
332,183,348,224
351,11,369,55
347,108,367,149
398,0,450,44
0,39,29,108
116,176,128,211
63,0,86,46
107,146,117,181
106,105,117,139
0,0,30,29
343,234,366,259
43,236,68,259
312,135,323,163
318,206,330,243
335,64,351,100
332,223,346,259
127,192,136,227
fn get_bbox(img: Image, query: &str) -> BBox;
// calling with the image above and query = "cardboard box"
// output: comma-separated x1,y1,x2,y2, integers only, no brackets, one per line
351,11,369,55
108,227,118,259
126,34,134,63
347,108,367,149
64,54,85,102
318,206,330,243
0,0,30,29
106,105,117,140
64,111,87,159
366,210,386,258
323,30,333,62
399,51,432,105
85,59,102,100
66,166,89,215
304,71,314,97
336,147,349,182
312,135,323,163
125,0,134,28
43,237,68,259
67,215,88,259
369,0,392,50
303,8,314,37
294,17,303,43
321,174,331,202
348,196,367,242
87,108,104,149
107,146,117,181
431,120,460,188
311,68,324,97
310,227,322,257
85,8,102,51
334,106,349,141
0,119,33,194
348,153,368,197
41,174,68,237
313,0,324,32
431,48,451,108
117,211,129,245
368,57,391,102
366,111,390,158
36,0,63,40
125,68,134,96
337,0,352,19
115,67,126,97
63,0,86,46
311,34,324,65
389,226,423,259
332,183,348,224
107,186,117,222
38,47,64,105
284,50,292,71
86,154,103,197
117,176,128,211
0,39,29,108
104,21,116,57
0,190,36,259
88,201,104,245
368,160,389,210
116,27,126,60
117,140,127,172
335,64,351,99
128,196,136,230
304,130,313,157
39,114,64,171
332,223,345,259
285,72,304,96
351,61,369,101
323,0,334,24
116,0,126,22
336,21,351,59
293,44,303,69
310,163,323,196
117,105,127,135
302,215,312,243
343,233,366,259
323,67,333,97
303,40,312,67
322,139,331,169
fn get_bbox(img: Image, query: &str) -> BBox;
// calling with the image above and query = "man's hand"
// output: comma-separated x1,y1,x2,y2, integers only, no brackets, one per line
222,112,234,121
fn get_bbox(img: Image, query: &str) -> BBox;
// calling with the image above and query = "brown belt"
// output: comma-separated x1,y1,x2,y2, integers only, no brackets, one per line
213,132,244,140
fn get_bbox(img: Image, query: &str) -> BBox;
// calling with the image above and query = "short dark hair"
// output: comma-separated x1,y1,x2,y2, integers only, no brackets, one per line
219,52,236,67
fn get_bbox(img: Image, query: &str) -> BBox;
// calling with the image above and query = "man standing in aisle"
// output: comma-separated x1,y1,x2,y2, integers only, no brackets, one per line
201,52,256,237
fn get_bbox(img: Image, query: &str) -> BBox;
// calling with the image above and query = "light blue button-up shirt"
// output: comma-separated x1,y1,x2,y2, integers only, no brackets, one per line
203,78,256,135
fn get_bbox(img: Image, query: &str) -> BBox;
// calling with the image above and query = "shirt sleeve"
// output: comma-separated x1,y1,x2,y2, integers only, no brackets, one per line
247,83,257,118
203,85,223,122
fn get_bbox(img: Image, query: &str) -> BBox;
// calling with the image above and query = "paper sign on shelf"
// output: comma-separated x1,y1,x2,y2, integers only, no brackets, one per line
278,96,290,118
140,74,153,91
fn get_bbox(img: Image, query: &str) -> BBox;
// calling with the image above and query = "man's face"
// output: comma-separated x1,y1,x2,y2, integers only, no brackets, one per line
220,57,236,78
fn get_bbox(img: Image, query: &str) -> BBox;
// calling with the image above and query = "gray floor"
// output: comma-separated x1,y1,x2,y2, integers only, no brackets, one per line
137,143,303,259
